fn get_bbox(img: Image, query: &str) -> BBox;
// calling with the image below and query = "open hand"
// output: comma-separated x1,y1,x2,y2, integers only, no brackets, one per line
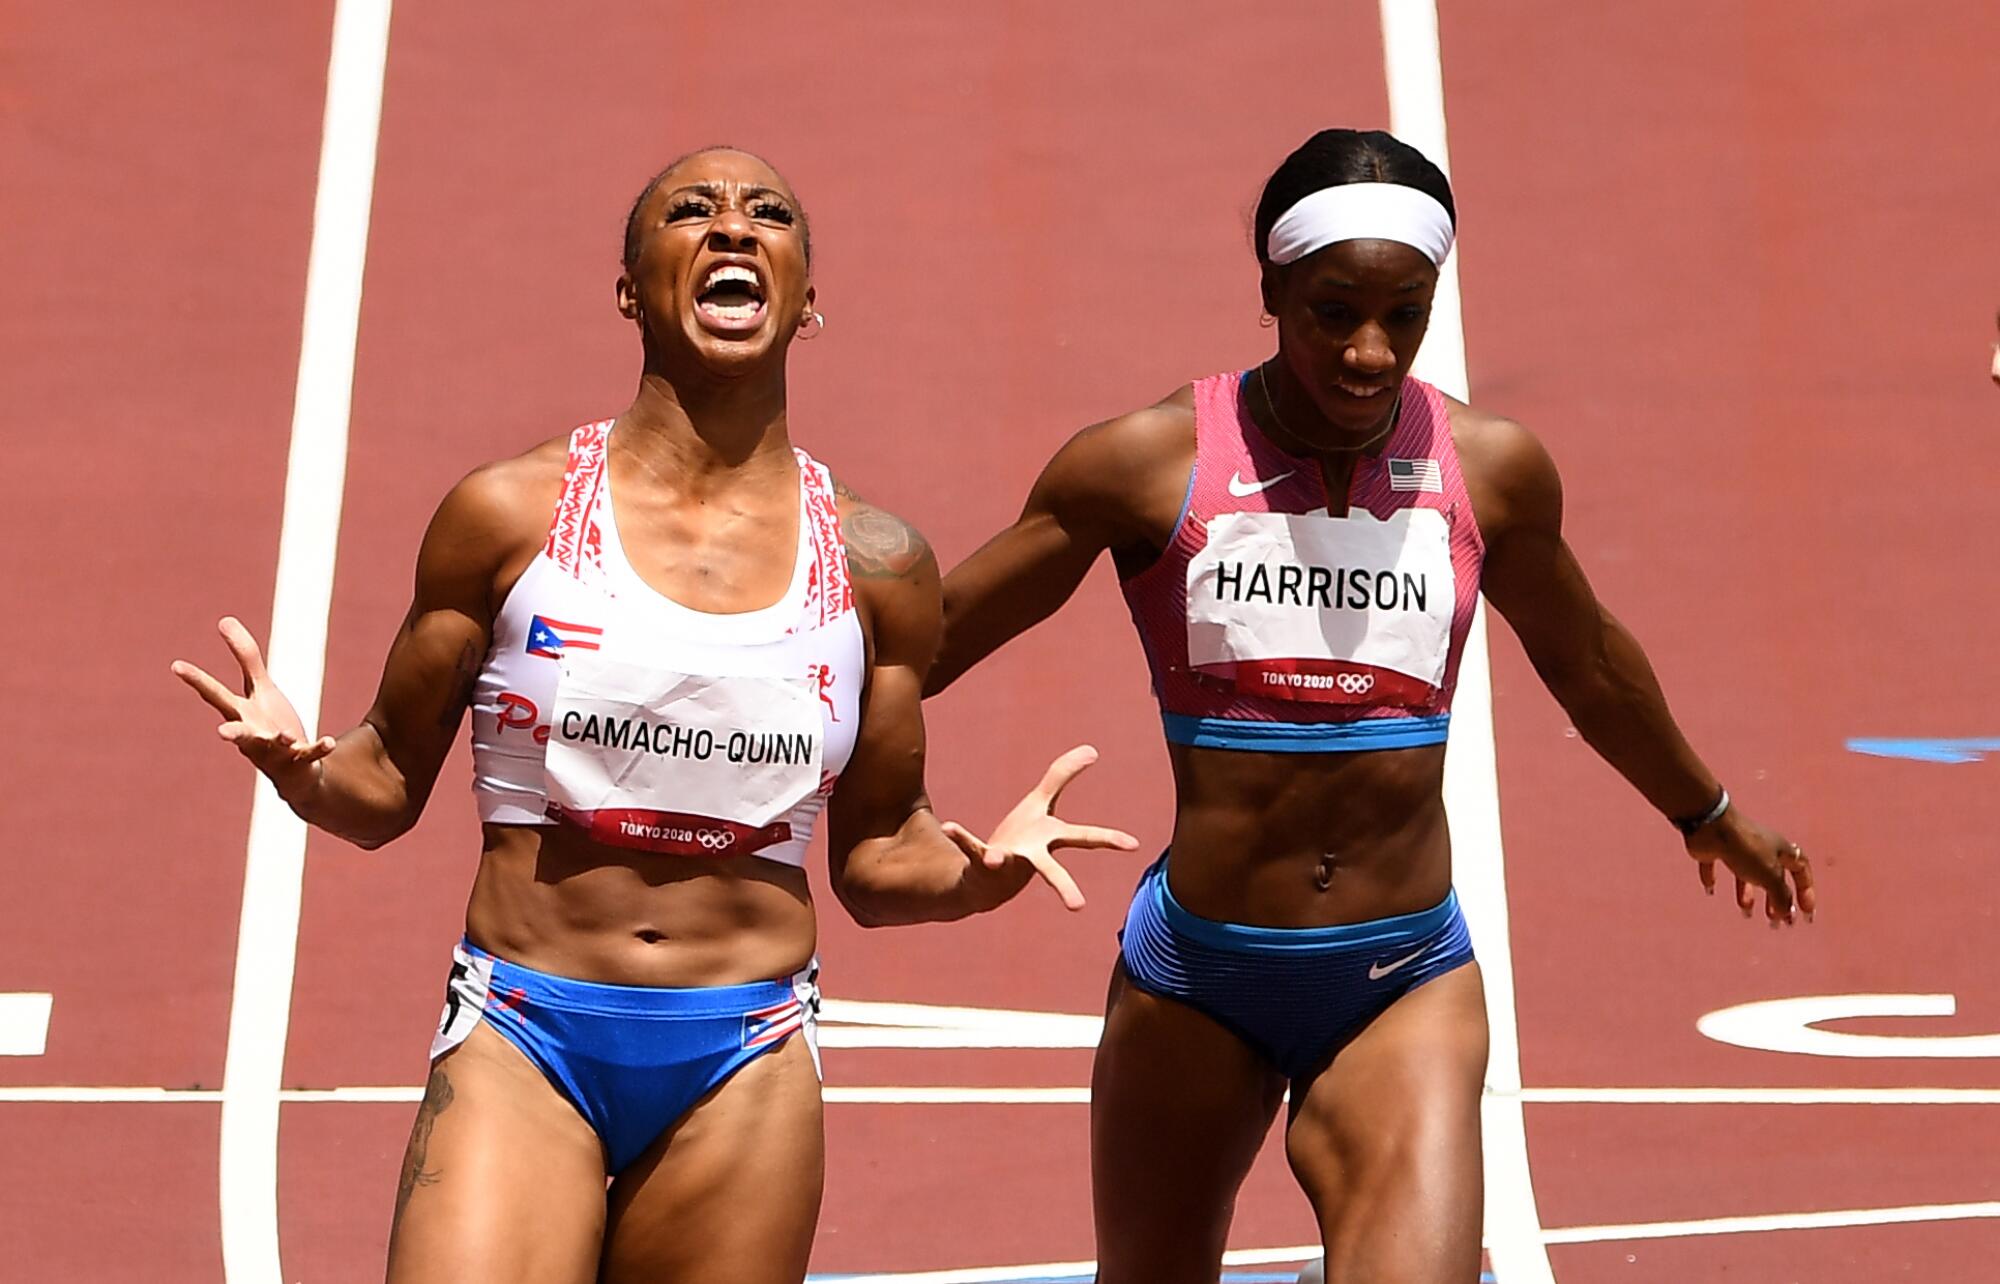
171,616,335,795
940,745,1139,911
1688,808,1815,927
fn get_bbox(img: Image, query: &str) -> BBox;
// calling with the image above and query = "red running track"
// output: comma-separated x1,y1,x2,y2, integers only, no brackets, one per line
4,1,1998,1280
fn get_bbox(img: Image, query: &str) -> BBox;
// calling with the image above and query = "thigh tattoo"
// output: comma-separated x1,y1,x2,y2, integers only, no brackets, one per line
393,1064,455,1227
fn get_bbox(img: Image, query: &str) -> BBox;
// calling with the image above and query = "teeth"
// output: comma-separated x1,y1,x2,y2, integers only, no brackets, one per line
703,264,761,292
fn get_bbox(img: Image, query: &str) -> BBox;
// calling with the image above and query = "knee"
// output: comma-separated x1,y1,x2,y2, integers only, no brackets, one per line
1287,1107,1481,1283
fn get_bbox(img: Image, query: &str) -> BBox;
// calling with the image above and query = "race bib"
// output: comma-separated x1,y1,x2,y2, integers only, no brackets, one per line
1187,507,1454,705
543,651,823,856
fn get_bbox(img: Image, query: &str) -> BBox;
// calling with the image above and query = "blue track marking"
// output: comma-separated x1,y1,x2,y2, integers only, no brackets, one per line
1846,737,2000,764
812,1264,1504,1272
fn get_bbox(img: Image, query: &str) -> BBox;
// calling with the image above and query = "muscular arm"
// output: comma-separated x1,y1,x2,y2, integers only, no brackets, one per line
1467,414,1722,820
824,490,1041,925
281,464,536,848
1469,408,1813,918
927,396,1192,694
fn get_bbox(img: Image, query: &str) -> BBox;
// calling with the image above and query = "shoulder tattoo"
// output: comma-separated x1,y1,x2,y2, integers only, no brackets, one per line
835,478,934,581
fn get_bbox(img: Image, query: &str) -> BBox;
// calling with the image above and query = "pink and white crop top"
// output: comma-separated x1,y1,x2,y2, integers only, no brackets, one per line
1118,371,1484,753
468,421,864,866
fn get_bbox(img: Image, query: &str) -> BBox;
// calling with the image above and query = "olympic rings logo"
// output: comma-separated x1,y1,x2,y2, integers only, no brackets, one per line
696,829,736,851
1336,673,1375,695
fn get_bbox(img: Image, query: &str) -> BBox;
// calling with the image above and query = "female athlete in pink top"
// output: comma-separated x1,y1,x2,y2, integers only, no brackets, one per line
931,129,1817,1283
174,147,1134,1284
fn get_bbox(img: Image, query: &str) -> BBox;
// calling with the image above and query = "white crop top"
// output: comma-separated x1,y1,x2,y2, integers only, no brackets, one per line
468,421,865,868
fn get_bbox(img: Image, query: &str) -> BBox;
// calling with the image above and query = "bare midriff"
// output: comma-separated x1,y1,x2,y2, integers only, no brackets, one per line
463,823,816,988
1163,741,1451,929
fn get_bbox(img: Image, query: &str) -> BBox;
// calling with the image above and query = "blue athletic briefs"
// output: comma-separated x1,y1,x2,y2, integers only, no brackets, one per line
1118,856,1474,1080
435,939,813,1173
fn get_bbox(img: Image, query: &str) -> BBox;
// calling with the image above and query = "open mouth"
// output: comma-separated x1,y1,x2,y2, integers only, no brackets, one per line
695,263,767,331
1331,378,1392,399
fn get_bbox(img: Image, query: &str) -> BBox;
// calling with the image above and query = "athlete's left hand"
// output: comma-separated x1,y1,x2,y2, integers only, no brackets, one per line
940,745,1140,911
1688,809,1815,927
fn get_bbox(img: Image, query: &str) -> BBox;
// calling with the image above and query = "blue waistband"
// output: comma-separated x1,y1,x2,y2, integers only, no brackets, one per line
461,940,795,1018
1163,711,1450,752
1150,860,1461,953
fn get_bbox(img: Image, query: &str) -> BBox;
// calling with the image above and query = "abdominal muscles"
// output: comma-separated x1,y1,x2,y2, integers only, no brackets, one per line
461,822,817,987
1162,741,1453,929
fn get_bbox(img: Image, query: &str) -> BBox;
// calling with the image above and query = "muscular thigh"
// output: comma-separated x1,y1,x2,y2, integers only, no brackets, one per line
1285,963,1488,1284
1093,963,1287,1284
599,1034,825,1284
385,1022,609,1284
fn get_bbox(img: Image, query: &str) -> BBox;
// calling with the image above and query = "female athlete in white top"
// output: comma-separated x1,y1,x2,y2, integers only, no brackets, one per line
172,146,1136,1284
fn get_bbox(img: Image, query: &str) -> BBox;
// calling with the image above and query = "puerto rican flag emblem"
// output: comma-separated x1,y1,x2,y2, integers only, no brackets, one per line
525,615,603,660
741,997,805,1050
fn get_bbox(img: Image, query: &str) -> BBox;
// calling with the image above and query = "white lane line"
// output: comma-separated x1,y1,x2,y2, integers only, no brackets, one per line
1378,2,1555,1282
0,1085,1094,1106
282,1086,413,1104
775,1200,2000,1282
0,992,53,1056
813,1244,1324,1284
16,1082,2000,1107
806,1202,2000,1283
0,1087,224,1103
818,1259,1097,1284
818,998,1103,1049
1541,1200,2000,1246
1521,1086,2000,1106
218,0,392,1281
764,1202,2000,1282
823,1086,1091,1104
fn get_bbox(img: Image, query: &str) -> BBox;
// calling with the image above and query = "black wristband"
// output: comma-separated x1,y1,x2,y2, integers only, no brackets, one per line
1671,786,1730,837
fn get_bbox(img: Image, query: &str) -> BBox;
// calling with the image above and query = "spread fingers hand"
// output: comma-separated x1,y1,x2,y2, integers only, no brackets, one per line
173,660,244,720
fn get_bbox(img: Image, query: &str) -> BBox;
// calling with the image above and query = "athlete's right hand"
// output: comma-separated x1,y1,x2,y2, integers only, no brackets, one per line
172,617,336,796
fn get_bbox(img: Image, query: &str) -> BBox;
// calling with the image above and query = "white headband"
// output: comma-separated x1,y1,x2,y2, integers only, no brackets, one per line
1265,182,1455,268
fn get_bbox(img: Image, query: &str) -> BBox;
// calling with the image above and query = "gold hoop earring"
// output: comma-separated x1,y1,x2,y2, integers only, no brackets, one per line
797,310,825,341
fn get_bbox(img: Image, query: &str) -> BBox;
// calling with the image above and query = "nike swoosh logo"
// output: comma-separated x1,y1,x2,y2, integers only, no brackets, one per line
1227,469,1294,498
1368,946,1428,981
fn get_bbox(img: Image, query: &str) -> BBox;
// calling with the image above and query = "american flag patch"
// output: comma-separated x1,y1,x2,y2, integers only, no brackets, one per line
525,614,603,660
1387,458,1443,493
741,997,804,1050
